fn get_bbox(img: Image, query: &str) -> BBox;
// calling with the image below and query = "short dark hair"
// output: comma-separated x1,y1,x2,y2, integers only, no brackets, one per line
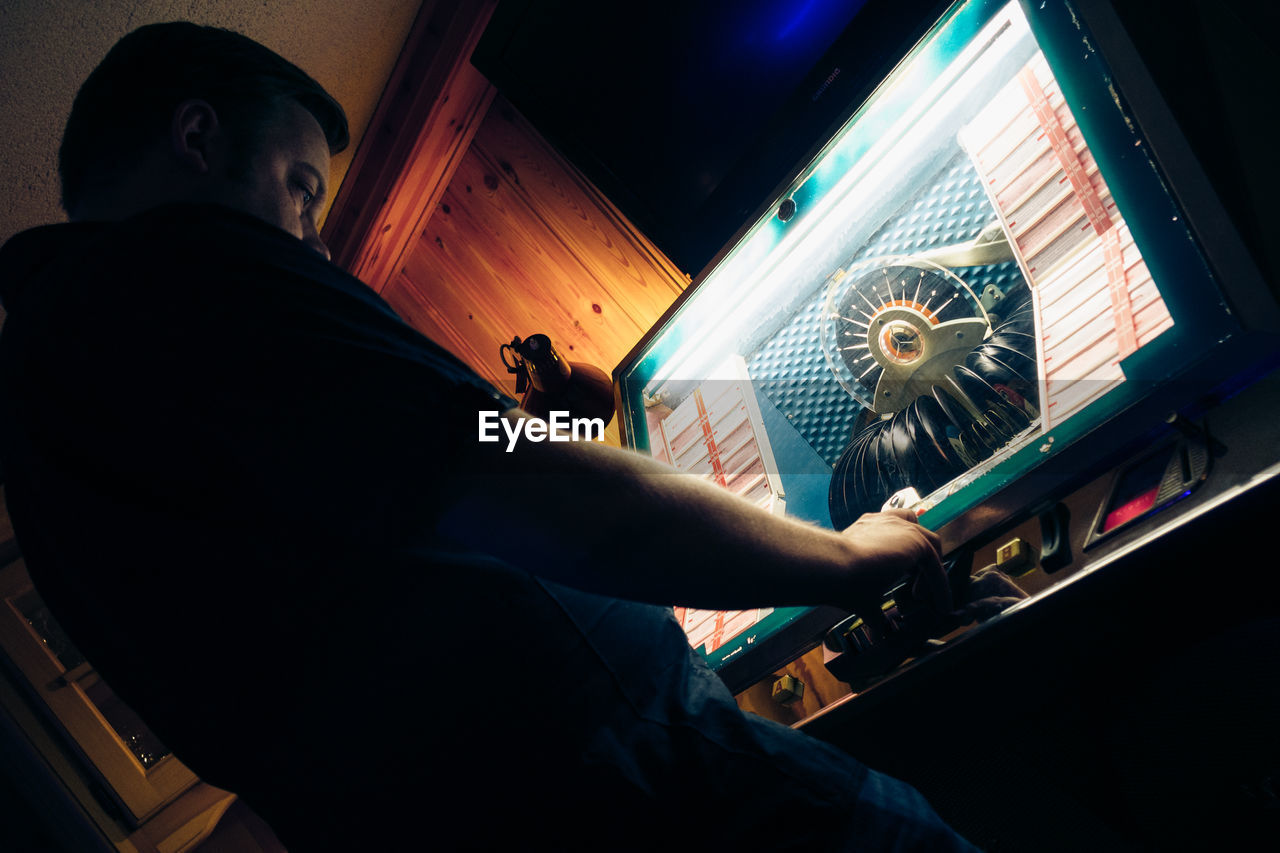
59,21,350,216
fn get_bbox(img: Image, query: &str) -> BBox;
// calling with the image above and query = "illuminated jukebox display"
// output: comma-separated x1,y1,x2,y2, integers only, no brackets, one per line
613,0,1279,688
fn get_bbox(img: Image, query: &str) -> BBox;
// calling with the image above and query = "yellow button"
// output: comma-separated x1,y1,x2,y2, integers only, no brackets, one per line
771,674,805,705
994,537,1034,576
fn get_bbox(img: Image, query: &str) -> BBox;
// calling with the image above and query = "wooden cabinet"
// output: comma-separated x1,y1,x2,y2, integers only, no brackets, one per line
734,645,854,727
0,491,246,852
0,558,205,826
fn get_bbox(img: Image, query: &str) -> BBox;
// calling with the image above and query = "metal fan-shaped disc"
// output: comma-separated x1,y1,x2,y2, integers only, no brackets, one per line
905,401,951,493
966,347,1035,391
852,423,886,516
885,409,920,490
913,394,970,480
966,350,1017,387
933,384,972,433
954,365,1008,416
979,340,1037,382
988,327,1037,349
828,280,1042,526
869,424,898,508
956,365,1034,449
829,439,858,530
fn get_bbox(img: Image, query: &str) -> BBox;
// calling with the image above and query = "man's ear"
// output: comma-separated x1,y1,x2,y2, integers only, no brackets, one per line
169,99,221,174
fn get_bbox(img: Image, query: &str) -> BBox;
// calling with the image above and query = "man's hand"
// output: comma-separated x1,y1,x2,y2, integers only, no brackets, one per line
838,509,947,629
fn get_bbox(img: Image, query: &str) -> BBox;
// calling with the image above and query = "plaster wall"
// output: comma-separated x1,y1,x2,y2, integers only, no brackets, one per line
0,0,424,246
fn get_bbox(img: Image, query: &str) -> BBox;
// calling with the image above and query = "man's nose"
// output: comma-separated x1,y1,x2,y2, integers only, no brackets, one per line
303,220,331,261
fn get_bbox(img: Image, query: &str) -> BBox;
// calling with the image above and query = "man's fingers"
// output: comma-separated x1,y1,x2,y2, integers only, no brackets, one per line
840,509,949,618
882,507,921,523
885,509,949,613
913,551,951,614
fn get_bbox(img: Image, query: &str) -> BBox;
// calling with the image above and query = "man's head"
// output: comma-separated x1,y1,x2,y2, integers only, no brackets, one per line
60,22,349,257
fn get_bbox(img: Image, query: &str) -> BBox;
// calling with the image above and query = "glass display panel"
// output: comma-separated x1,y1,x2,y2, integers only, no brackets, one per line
616,0,1239,672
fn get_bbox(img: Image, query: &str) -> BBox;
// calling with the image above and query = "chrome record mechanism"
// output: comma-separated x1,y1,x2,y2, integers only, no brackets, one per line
825,256,1039,529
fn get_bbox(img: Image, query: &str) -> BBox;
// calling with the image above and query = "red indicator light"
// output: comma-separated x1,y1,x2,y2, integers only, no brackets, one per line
1102,484,1160,532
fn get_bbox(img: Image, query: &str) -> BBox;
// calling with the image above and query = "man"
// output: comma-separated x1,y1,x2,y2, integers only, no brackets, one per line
0,22,977,850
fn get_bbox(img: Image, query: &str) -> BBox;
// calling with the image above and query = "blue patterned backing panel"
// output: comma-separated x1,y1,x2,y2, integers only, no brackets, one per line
747,151,1027,468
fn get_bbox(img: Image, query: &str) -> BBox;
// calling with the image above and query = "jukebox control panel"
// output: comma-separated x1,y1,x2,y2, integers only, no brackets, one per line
809,392,1260,695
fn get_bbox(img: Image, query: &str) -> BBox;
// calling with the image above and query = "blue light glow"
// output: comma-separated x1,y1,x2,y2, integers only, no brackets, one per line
775,0,820,41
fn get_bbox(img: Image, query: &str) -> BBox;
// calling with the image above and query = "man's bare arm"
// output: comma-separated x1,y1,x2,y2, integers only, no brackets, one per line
438,409,947,623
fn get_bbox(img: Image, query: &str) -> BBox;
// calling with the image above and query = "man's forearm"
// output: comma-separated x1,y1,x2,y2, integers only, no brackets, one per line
442,409,943,615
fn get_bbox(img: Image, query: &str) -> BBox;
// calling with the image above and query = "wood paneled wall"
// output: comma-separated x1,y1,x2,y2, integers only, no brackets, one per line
382,96,689,420
322,0,500,294
322,0,688,445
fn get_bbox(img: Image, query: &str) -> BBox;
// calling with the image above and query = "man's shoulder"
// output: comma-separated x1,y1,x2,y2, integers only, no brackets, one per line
1,203,391,322
0,203,513,407
0,219,117,309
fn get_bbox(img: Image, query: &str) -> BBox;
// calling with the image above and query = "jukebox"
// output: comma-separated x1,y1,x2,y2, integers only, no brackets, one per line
606,0,1279,686
481,0,1280,845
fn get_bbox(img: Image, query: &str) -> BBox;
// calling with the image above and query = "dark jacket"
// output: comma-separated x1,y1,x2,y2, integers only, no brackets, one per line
0,205,911,851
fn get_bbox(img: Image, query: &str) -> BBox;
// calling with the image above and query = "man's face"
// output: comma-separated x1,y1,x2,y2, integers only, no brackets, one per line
211,98,333,259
